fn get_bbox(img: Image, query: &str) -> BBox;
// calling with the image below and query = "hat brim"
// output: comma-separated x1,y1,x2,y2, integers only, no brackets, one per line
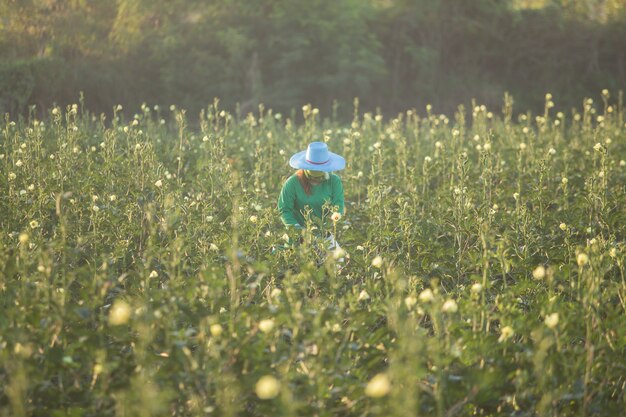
289,150,345,172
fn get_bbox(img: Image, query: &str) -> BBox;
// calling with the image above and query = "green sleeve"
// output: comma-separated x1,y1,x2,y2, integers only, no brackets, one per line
277,177,304,228
331,175,345,215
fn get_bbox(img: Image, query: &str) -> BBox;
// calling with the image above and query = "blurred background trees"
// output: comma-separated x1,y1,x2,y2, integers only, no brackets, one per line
0,0,624,118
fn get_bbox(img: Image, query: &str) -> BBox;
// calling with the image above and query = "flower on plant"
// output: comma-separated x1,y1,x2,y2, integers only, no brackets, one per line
559,223,567,231
256,375,281,399
149,270,158,278
249,215,258,224
544,313,559,329
442,299,458,313
532,266,546,280
109,300,131,326
331,212,342,222
154,180,163,188
258,319,275,334
209,243,219,251
577,253,589,267
404,295,417,309
109,195,117,202
210,324,223,337
358,290,370,301
19,233,29,244
471,283,483,294
593,143,602,152
29,220,40,229
418,288,434,303
365,373,391,398
498,326,514,342
371,256,383,268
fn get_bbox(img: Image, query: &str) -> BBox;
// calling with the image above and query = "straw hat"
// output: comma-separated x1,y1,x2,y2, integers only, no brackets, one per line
289,142,345,172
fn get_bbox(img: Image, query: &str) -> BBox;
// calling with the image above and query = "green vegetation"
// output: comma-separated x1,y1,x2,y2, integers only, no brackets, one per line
1,92,624,416
1,0,625,117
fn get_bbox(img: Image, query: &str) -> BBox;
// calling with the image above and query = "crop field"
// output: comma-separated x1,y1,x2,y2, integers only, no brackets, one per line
1,93,625,416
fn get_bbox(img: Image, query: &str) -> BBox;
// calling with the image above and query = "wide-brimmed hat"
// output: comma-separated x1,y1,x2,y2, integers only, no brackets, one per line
289,142,345,172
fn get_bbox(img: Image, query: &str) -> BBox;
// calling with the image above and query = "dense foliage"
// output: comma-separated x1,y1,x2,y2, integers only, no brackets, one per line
1,0,625,117
0,91,625,416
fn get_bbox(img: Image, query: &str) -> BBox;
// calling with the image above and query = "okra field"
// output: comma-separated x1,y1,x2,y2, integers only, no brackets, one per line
1,93,625,416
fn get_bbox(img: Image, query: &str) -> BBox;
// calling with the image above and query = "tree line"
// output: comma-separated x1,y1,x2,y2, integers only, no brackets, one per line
1,0,625,119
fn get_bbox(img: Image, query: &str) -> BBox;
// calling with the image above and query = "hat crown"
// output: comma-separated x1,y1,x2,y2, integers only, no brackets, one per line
289,141,345,172
305,142,330,165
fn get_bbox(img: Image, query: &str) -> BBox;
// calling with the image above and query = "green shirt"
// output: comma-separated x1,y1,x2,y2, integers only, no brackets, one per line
277,173,344,229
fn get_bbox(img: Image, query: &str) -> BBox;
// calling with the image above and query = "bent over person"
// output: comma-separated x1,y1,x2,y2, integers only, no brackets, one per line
277,142,345,253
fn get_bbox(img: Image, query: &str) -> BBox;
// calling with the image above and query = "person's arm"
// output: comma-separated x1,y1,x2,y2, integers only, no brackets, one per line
330,174,345,215
277,177,304,229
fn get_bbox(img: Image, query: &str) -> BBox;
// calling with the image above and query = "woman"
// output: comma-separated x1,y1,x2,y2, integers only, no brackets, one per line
277,142,345,252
